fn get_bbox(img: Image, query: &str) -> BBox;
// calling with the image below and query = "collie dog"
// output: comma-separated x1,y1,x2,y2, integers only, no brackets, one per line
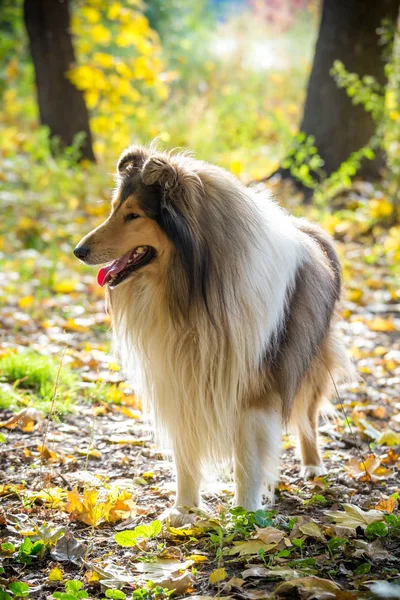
74,145,350,525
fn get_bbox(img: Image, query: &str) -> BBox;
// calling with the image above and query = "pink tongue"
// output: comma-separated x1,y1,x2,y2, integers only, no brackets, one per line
97,250,133,287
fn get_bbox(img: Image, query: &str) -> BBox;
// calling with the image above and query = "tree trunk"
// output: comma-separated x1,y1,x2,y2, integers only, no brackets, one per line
23,0,95,161
300,0,399,179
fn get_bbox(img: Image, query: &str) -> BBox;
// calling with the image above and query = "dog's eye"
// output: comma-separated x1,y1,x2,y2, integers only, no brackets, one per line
124,213,140,222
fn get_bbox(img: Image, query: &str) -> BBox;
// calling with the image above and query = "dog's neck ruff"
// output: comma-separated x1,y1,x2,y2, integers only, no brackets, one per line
109,183,305,470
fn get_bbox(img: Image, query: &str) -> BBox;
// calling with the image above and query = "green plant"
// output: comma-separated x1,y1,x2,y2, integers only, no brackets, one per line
7,582,30,598
114,520,162,547
228,507,275,537
132,584,173,600
102,591,126,600
53,580,88,600
283,20,400,220
17,537,45,565
384,513,400,535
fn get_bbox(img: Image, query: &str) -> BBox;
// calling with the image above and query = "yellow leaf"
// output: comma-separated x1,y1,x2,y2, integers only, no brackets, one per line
347,289,363,303
187,554,208,563
53,279,78,293
94,52,114,69
81,7,100,23
85,90,100,110
90,24,111,44
108,490,136,523
64,318,88,332
48,567,63,581
31,487,67,509
375,496,397,513
376,430,400,447
85,570,101,583
65,487,135,526
230,160,242,176
369,198,393,218
209,567,227,584
18,295,34,309
368,317,396,332
228,540,274,556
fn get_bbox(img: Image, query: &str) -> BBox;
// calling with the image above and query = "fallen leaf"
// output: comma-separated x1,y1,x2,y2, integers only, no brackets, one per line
28,487,67,509
274,576,341,598
0,408,41,431
382,449,399,465
241,567,300,580
375,429,400,447
209,568,227,584
256,526,286,546
228,540,276,556
345,454,393,481
48,566,63,581
367,317,396,332
50,530,87,565
375,496,397,513
65,487,135,526
327,504,384,529
298,522,324,540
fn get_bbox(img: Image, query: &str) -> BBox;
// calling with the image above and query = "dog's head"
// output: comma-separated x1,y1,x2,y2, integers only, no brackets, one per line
74,146,206,295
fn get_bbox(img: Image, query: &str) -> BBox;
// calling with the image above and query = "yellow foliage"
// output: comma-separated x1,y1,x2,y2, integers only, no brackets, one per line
209,568,228,584
18,296,34,309
369,197,393,219
48,567,64,582
90,24,112,44
53,279,78,294
69,1,170,160
65,487,135,526
81,7,100,24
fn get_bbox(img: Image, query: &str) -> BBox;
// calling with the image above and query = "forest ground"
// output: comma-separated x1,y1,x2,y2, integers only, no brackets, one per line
0,180,400,600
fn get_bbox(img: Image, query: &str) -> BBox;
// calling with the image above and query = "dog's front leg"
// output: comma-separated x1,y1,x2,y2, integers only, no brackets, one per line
233,405,282,511
161,447,203,527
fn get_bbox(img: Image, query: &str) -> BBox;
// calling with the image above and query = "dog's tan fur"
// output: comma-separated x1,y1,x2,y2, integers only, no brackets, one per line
75,145,352,524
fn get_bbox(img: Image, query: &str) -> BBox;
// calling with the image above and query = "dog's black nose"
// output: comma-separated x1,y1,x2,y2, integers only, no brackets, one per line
74,245,90,260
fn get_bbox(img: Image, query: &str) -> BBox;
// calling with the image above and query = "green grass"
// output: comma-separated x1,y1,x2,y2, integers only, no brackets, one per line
0,351,78,413
0,351,127,414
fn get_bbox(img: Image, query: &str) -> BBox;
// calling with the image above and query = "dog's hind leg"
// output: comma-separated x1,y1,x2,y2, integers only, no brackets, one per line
233,404,282,511
298,393,327,479
292,360,329,480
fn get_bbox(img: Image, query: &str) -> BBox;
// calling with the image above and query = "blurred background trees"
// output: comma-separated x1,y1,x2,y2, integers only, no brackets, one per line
0,0,399,220
24,0,95,161
300,0,400,180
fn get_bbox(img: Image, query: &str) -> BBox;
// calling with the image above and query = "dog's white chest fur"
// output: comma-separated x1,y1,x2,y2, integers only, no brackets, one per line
110,193,305,470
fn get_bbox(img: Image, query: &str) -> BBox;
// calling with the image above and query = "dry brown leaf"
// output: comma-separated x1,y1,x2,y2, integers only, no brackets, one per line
327,504,384,529
274,576,341,598
256,526,286,546
345,454,393,481
375,496,397,513
0,408,41,431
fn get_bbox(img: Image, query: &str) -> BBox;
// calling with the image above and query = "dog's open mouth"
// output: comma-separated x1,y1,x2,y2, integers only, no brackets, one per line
97,246,156,288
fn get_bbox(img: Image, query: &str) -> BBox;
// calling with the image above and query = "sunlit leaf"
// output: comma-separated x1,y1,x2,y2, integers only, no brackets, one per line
209,568,227,584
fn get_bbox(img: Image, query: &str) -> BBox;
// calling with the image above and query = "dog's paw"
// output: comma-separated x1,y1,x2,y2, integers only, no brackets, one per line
159,506,204,528
301,464,327,479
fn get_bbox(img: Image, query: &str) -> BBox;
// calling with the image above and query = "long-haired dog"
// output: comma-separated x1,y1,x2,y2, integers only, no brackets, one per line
74,145,350,525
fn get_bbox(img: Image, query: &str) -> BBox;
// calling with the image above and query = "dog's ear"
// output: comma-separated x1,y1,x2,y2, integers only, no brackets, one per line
141,153,204,206
117,146,149,174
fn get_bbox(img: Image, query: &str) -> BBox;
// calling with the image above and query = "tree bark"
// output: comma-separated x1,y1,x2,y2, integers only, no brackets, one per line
23,0,95,161
300,0,400,179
